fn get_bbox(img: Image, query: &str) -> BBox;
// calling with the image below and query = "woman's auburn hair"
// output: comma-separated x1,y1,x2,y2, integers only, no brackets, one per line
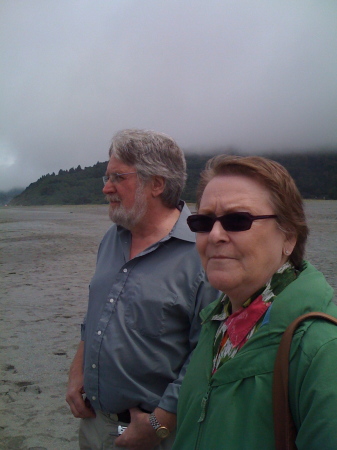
196,154,309,269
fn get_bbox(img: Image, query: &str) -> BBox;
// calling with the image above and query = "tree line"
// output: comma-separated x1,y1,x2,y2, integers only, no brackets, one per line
8,151,337,206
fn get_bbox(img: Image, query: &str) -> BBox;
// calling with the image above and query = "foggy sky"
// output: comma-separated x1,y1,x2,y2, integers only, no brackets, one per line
1,0,337,191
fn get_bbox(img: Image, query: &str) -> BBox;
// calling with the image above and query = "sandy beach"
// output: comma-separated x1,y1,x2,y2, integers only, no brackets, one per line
0,206,111,449
1,202,336,449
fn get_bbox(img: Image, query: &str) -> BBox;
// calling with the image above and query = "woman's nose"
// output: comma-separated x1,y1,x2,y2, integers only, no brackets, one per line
208,220,230,243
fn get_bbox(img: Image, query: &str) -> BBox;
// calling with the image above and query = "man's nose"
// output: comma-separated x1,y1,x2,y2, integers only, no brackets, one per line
103,179,116,195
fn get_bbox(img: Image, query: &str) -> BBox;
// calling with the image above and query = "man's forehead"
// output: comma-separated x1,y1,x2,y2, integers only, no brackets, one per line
106,156,135,173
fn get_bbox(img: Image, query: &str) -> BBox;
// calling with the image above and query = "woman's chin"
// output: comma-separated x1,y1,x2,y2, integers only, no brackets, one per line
207,274,239,295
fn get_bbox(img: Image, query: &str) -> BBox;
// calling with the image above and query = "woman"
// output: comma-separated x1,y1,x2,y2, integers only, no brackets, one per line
172,155,337,450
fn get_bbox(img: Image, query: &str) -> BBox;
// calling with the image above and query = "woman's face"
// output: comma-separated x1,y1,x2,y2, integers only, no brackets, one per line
196,174,296,310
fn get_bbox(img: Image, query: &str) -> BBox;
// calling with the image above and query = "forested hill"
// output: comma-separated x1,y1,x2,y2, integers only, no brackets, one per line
9,151,337,206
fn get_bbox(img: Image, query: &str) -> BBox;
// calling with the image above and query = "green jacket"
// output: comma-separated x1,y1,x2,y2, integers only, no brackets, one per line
173,262,337,450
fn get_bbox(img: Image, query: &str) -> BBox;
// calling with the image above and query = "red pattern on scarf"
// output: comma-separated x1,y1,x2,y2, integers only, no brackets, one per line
226,295,271,349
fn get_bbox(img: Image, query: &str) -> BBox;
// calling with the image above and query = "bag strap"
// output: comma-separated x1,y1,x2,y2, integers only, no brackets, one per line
273,312,337,450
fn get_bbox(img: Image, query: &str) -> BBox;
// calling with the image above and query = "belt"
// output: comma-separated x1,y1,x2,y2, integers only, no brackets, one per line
113,407,151,424
117,410,131,423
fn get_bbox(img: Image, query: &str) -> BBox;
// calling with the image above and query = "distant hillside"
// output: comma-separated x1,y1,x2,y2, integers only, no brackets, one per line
9,151,337,206
9,163,107,206
0,188,25,206
267,152,337,199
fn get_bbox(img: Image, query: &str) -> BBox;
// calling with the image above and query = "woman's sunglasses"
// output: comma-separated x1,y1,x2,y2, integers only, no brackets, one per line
187,212,278,233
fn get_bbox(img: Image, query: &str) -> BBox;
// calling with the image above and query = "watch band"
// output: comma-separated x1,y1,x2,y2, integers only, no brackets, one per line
149,412,170,439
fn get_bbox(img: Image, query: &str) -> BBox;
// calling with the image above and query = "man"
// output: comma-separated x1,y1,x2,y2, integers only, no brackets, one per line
66,129,218,450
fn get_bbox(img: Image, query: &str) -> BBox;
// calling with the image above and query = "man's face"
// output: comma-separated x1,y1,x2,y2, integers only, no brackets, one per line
102,156,147,230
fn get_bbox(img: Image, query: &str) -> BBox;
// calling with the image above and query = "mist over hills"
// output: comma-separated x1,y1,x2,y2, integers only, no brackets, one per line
0,188,25,206
7,151,337,206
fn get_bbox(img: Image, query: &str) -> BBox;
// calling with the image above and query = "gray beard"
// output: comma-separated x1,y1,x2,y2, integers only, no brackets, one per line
107,185,147,230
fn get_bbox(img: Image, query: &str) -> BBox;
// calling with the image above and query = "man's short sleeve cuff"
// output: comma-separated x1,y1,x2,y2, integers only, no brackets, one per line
158,383,179,414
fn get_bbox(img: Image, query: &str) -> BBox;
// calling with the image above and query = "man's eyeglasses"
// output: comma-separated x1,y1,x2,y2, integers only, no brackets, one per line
187,212,278,233
102,172,137,185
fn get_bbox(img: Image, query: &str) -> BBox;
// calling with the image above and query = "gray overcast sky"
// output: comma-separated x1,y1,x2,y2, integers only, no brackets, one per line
1,0,337,191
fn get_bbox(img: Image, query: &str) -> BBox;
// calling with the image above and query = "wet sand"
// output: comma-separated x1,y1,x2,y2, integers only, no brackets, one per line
0,202,336,449
0,206,111,449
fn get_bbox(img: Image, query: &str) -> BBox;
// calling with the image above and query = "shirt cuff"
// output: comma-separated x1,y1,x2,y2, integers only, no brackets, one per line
157,382,179,414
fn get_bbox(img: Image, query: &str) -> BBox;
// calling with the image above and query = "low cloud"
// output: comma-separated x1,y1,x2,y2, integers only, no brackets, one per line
1,0,337,190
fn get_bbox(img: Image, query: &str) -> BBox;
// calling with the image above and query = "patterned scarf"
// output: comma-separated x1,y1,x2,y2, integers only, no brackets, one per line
212,262,298,373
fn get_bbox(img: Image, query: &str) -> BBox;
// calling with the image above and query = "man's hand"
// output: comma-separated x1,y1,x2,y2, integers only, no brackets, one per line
115,407,176,450
66,341,96,419
114,408,160,450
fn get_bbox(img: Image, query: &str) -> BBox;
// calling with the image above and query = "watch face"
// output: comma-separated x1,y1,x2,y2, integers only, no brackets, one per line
156,426,170,439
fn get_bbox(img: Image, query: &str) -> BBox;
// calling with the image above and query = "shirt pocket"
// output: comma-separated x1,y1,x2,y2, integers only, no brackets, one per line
124,283,178,337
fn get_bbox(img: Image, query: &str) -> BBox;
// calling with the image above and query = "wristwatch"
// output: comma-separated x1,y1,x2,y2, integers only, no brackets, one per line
149,412,170,439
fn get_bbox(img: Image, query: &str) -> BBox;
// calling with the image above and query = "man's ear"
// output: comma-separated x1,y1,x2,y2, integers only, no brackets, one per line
151,176,165,197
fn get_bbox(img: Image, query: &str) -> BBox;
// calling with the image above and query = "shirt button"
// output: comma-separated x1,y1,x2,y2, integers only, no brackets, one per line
92,396,96,401
123,268,127,273
97,330,102,335
92,364,96,369
109,298,114,304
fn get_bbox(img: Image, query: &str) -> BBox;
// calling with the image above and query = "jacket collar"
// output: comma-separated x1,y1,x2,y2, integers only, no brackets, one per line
200,261,334,326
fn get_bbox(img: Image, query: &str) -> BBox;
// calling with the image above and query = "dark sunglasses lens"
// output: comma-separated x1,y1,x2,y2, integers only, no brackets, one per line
187,215,214,232
221,213,252,232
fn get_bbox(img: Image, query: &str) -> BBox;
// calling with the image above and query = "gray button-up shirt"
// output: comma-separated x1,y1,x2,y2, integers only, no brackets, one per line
81,202,219,414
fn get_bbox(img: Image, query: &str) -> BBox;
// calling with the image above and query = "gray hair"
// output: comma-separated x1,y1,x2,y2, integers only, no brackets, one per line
109,129,187,208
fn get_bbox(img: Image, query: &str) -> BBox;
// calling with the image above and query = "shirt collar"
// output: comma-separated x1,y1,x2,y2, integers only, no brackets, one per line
168,200,196,243
117,200,196,244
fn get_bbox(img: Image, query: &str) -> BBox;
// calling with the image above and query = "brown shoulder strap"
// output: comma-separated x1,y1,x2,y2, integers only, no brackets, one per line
273,312,337,450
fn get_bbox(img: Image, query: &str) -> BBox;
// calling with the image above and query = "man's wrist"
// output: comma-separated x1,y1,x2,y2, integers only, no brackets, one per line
149,412,170,439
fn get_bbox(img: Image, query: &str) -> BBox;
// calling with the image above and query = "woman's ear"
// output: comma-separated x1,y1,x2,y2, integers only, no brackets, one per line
151,176,165,198
283,234,297,256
